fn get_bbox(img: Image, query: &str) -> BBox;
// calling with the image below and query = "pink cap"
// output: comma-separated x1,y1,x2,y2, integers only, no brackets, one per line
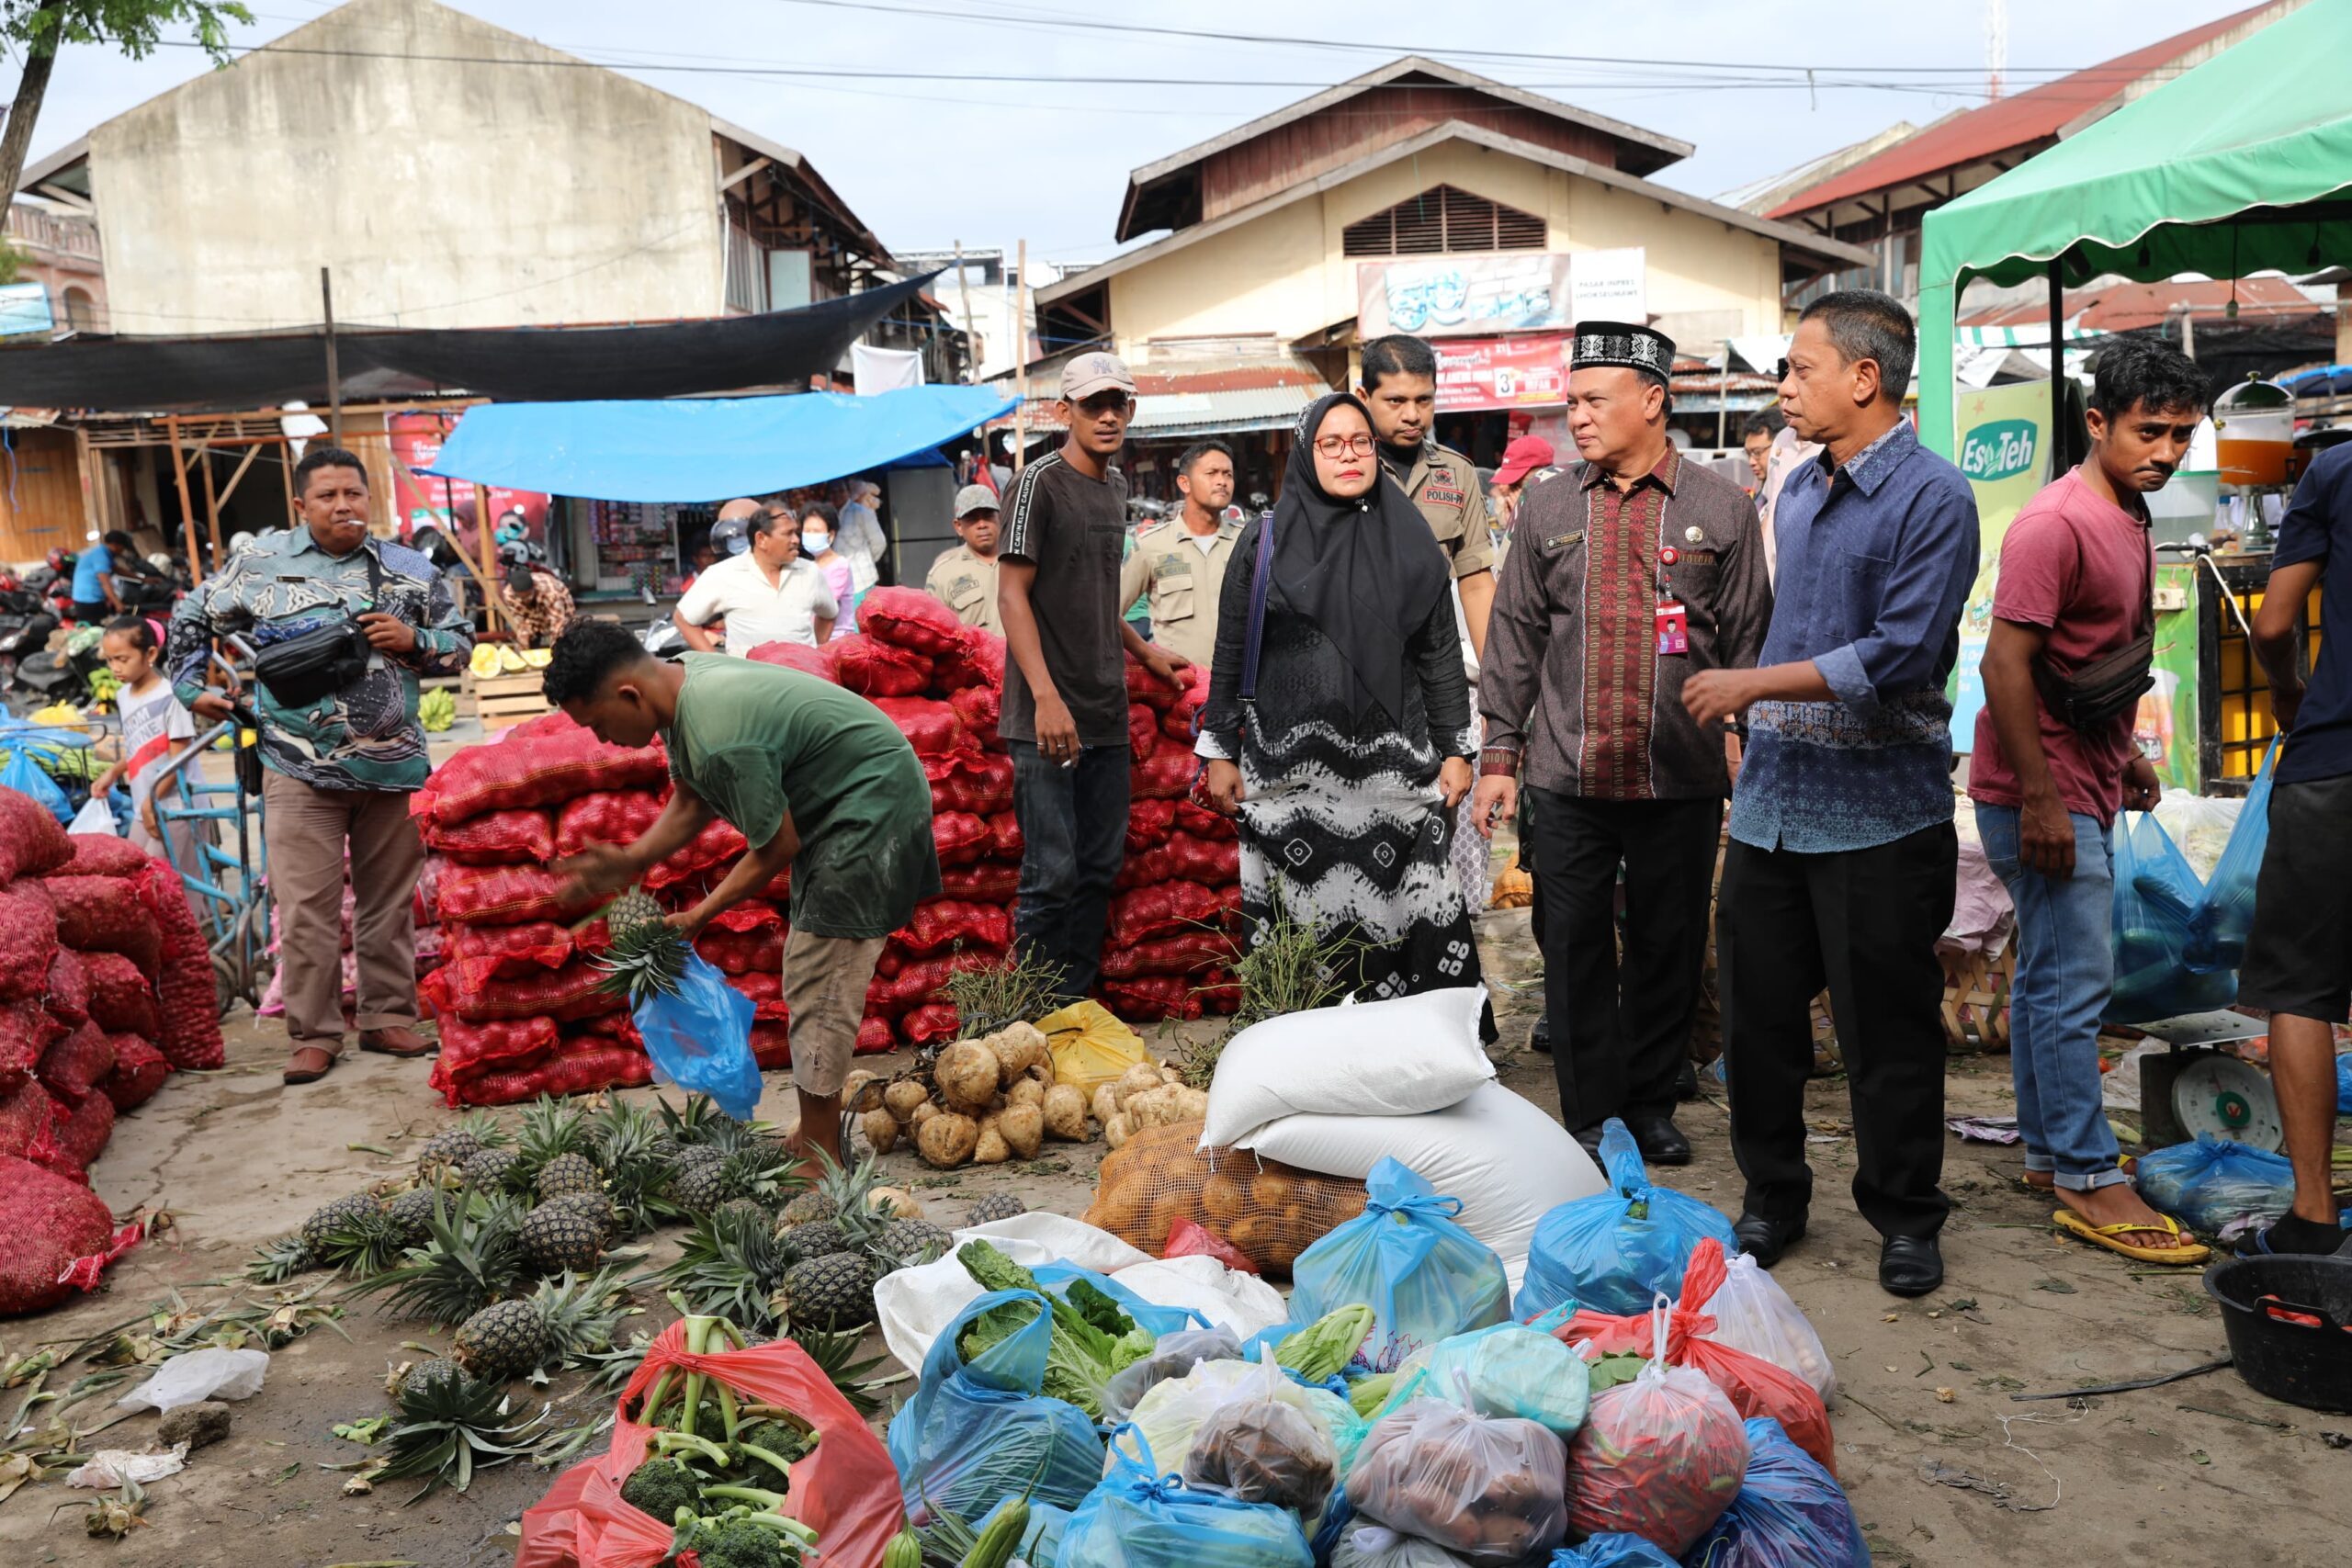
1493,435,1556,488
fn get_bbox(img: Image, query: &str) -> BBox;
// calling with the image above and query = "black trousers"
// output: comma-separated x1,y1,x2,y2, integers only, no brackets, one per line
1719,822,1958,1240
1529,788,1722,1134
1009,739,1129,999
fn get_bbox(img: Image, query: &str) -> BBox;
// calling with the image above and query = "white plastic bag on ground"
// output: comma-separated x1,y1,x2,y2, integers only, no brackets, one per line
1242,1082,1604,1273
1200,987,1492,1148
872,1213,1279,1374
1699,1251,1838,1403
117,1348,269,1412
1330,1524,1473,1568
1112,1349,1363,1481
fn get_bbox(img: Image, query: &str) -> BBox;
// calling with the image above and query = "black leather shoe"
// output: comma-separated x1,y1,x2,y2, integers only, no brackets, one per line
1675,1057,1699,1100
1478,998,1499,1044
1574,1125,1606,1165
1529,1014,1552,1054
1733,1211,1806,1269
1880,1235,1944,1297
1628,1114,1691,1167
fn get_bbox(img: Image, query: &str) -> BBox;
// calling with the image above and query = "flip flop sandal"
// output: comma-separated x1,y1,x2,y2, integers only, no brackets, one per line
284,1045,339,1085
2051,1208,2211,1265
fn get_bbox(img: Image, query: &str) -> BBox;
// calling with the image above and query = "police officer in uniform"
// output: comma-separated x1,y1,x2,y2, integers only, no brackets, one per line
1114,439,1239,669
1357,333,1498,658
924,483,1004,633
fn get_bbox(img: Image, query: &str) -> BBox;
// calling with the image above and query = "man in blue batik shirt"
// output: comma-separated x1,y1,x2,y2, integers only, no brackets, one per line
1684,290,1980,1298
169,446,471,1087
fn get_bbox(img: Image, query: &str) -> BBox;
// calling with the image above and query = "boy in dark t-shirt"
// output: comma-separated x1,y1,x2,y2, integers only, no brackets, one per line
998,352,1188,998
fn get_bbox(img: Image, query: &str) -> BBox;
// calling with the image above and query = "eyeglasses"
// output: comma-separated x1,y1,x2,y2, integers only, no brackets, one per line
1314,434,1376,458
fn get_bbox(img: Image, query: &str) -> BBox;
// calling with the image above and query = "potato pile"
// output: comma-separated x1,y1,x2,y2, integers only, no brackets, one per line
848,1023,1197,1170
1094,1061,1209,1150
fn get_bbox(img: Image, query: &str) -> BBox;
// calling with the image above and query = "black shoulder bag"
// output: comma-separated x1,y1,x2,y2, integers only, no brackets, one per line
2031,535,2155,731
254,548,384,708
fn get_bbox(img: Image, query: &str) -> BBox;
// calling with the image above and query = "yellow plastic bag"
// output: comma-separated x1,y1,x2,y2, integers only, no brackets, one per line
1039,998,1150,1097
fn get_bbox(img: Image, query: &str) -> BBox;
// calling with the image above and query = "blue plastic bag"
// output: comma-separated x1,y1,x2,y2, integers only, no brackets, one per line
2107,814,2236,1023
2187,740,2276,973
1518,1121,1740,1319
1402,1322,1591,1438
1034,1262,1210,1340
2336,1054,2351,1116
2135,1134,2294,1234
1288,1158,1510,1373
1059,1428,1315,1568
886,1289,1107,1525
0,749,70,824
632,949,761,1121
1680,1416,1866,1568
1545,1535,1679,1567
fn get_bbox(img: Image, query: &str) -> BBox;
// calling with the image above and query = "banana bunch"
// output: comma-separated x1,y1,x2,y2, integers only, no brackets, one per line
419,688,458,732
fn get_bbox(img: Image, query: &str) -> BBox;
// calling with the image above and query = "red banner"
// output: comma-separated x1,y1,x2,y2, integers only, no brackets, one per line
387,412,549,547
1434,334,1569,412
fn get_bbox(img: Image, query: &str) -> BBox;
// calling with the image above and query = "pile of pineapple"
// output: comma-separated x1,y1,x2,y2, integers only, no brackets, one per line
850,1022,1203,1169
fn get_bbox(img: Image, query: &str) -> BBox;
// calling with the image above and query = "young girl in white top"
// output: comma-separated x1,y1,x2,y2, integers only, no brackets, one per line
91,616,201,868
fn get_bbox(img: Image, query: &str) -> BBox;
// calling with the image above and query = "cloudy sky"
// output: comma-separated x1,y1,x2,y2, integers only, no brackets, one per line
12,0,2263,267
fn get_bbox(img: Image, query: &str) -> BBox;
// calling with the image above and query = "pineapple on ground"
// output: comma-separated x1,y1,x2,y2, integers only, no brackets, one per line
967,1193,1027,1227
775,1218,852,1267
666,1148,733,1215
519,1201,607,1276
868,1215,954,1273
393,1357,464,1400
775,1250,876,1330
453,1299,550,1381
461,1146,523,1194
300,1194,383,1257
594,886,689,1003
384,1189,442,1247
534,1152,602,1201
543,1190,616,1240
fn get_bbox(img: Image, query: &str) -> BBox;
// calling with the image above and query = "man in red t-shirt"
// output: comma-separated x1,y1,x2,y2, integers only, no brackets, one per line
1968,337,2207,1264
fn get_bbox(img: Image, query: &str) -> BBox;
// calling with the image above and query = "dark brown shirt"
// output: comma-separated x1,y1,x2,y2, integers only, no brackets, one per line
1480,448,1772,800
998,450,1130,749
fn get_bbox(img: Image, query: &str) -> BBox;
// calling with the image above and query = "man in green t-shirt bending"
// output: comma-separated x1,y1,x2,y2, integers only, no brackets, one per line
547,621,940,1163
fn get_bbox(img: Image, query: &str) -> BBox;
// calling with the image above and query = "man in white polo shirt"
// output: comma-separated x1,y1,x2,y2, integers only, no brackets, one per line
673,498,839,654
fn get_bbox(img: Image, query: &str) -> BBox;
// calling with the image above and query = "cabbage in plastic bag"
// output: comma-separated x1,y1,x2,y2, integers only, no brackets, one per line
2134,1134,2292,1235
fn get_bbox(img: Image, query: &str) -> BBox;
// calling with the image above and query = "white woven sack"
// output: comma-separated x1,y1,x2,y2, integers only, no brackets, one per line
1238,1081,1603,1274
1198,987,1493,1149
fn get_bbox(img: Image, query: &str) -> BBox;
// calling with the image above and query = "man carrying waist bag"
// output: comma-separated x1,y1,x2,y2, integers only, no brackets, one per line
166,445,473,1086
1966,337,2208,1266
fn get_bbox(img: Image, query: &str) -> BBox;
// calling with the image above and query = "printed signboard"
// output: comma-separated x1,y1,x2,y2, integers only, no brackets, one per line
1357,254,1575,338
1433,335,1570,412
1948,380,2055,747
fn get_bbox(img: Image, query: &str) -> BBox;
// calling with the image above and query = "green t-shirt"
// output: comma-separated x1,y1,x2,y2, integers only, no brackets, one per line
666,654,940,939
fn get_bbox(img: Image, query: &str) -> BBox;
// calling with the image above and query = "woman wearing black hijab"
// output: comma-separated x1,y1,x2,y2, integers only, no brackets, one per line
1196,392,1482,999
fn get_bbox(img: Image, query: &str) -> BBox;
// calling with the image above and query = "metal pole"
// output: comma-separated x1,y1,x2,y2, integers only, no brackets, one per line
322,266,344,446
953,240,980,381
2047,257,2064,474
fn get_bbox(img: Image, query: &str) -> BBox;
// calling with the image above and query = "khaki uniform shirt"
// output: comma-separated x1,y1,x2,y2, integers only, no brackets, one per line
1388,441,1497,581
923,544,1002,634
1115,515,1239,668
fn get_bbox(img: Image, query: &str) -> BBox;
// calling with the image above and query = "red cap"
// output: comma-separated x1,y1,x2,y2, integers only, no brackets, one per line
1493,435,1555,488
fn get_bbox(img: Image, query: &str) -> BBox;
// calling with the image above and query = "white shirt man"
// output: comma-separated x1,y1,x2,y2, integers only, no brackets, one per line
837,479,889,596
674,507,838,654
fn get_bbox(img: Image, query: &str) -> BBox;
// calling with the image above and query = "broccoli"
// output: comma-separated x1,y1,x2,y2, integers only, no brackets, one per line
729,1419,814,1485
617,1456,700,1522
694,1516,797,1568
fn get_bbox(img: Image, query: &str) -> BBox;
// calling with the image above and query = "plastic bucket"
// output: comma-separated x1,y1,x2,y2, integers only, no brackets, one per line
2203,1252,2352,1413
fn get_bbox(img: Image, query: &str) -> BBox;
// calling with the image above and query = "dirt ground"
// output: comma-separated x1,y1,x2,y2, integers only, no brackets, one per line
6,904,2349,1568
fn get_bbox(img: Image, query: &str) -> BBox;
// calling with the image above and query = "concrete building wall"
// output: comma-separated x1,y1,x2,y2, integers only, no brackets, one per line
85,0,723,334
1103,139,1785,359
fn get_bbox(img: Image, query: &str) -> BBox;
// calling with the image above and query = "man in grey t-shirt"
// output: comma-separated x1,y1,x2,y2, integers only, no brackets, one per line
999,352,1189,998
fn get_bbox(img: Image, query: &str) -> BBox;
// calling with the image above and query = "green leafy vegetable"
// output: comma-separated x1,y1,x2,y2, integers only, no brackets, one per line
952,1241,1155,1418
1276,1305,1375,1382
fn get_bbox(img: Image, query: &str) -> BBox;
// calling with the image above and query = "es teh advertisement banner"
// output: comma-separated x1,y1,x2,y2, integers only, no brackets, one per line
1948,379,2053,747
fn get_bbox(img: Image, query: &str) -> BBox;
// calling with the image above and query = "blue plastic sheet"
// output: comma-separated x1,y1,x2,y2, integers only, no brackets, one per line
2336,1054,2351,1116
886,1289,1107,1526
1288,1158,1510,1373
632,950,761,1121
1680,1416,1866,1568
2186,739,2276,973
1058,1429,1315,1568
2135,1134,2295,1234
2106,814,2236,1023
1517,1121,1741,1319
1544,1535,1679,1567
0,747,71,822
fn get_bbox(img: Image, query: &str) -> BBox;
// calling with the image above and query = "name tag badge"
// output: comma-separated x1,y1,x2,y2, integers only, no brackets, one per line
1679,549,1720,566
1656,600,1690,656
1425,485,1467,507
1543,530,1584,552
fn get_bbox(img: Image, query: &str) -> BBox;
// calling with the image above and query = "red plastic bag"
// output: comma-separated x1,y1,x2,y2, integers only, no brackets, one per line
554,791,667,858
43,876,163,974
934,627,1005,694
0,1000,54,1092
1160,665,1211,741
446,1040,652,1107
0,1081,66,1170
426,727,669,825
939,861,1020,903
726,969,789,1021
865,951,1001,1016
874,695,969,758
1174,798,1238,842
860,585,967,655
748,1020,793,1069
1108,881,1226,946
1127,702,1162,756
51,834,148,879
444,920,577,975
1165,1216,1259,1275
424,807,557,865
98,1036,170,1111
38,1021,115,1107
644,817,748,891
925,751,1013,817
0,1154,119,1314
437,863,603,927
0,788,73,884
695,925,783,976
830,633,933,697
948,683,1002,749
0,883,60,1005
430,955,626,1025
51,1089,112,1172
745,639,838,681
896,898,1012,957
932,811,991,867
1131,734,1199,800
1554,1239,1837,1475
77,952,160,1039
515,1323,905,1568
900,1000,961,1045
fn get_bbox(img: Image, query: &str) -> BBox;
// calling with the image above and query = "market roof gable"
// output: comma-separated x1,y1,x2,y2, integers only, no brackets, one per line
1116,54,1693,242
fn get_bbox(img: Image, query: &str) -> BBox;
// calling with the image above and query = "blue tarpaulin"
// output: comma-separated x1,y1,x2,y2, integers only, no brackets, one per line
419,384,1015,502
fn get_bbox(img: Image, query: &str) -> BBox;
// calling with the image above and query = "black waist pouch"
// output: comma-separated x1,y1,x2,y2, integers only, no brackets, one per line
254,550,381,707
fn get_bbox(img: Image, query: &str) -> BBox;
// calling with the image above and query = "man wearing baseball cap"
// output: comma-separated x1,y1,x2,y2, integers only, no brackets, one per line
1489,434,1559,547
1000,351,1190,1000
925,483,1005,633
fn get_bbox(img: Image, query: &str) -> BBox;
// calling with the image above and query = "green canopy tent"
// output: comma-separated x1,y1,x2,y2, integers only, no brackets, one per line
1918,0,2352,457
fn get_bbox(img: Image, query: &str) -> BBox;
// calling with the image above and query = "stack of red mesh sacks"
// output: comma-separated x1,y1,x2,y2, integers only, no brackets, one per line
414,715,676,1106
0,787,220,1185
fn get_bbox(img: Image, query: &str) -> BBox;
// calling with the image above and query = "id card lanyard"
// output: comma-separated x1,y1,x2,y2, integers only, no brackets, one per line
1654,526,1689,657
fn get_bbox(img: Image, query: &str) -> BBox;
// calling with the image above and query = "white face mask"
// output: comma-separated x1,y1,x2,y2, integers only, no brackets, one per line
801,530,831,554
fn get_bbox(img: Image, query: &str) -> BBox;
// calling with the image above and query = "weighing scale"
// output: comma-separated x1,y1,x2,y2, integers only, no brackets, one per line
2133,1010,2283,1151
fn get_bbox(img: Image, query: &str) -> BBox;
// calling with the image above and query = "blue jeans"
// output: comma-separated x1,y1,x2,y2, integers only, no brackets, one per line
1010,739,1130,999
1975,803,2130,1190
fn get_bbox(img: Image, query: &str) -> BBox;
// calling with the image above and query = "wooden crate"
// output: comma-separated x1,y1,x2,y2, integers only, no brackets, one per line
460,666,549,730
1939,934,2016,1055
